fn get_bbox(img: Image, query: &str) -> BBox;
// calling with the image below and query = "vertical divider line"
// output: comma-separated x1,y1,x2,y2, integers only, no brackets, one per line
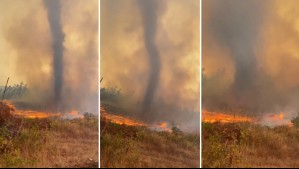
98,0,101,167
199,0,202,168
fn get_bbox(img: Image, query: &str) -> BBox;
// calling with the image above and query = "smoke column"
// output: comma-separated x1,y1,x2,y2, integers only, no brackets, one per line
44,0,64,109
138,0,161,117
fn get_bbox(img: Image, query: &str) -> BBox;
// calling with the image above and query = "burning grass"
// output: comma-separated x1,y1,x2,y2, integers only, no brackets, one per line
100,115,200,168
202,110,253,123
202,122,299,168
0,101,98,168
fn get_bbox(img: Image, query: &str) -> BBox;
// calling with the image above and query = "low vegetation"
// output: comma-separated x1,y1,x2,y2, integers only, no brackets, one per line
202,121,299,168
100,117,200,168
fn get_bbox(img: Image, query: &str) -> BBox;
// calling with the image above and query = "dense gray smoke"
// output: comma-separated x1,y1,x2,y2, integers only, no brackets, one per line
207,0,265,98
43,0,64,109
138,0,161,118
202,0,272,113
203,0,299,116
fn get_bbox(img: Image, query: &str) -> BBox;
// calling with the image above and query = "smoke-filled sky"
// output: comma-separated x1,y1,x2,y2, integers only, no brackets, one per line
0,0,98,113
203,0,299,115
101,0,199,122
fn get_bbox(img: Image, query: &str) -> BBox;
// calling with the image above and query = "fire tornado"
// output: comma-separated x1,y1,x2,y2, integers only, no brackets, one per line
139,0,161,118
44,0,64,109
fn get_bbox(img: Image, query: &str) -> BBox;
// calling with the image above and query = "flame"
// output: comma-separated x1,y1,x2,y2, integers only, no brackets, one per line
14,110,61,119
101,106,172,132
2,100,83,119
101,112,146,127
262,112,293,127
101,111,145,127
149,122,172,132
270,112,284,120
159,122,168,128
202,110,253,123
203,109,294,127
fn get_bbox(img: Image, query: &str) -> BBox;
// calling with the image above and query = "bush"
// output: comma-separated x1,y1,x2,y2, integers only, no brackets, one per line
172,126,183,135
100,87,121,103
291,116,299,128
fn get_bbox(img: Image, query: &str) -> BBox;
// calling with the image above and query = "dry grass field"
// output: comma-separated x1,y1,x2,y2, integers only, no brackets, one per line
0,102,98,168
202,121,299,168
100,116,200,168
